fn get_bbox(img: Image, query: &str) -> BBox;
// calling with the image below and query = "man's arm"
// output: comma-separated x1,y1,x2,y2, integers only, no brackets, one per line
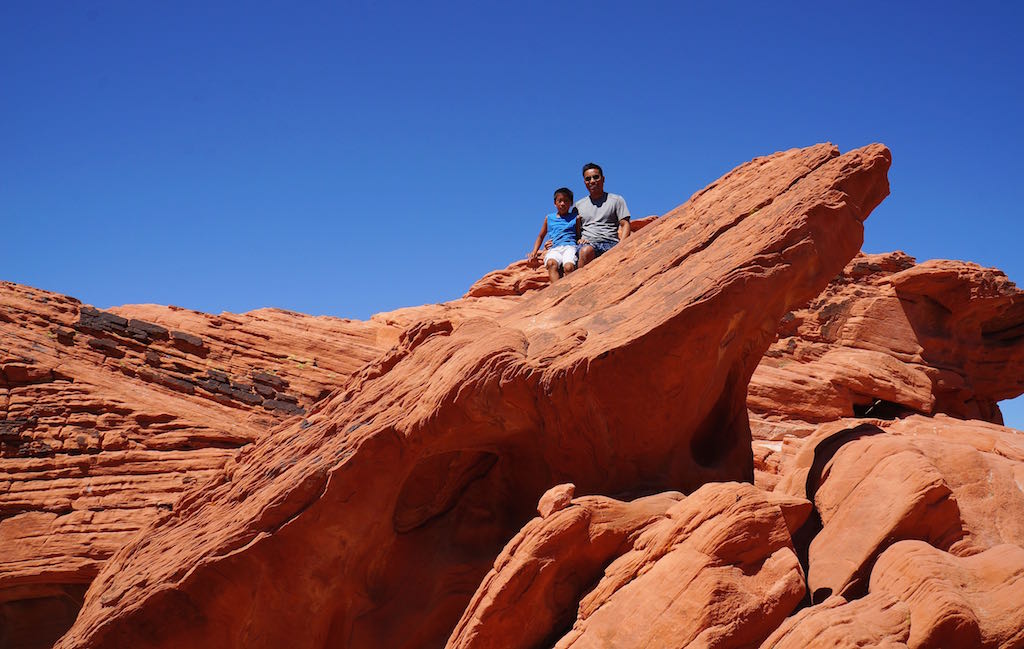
617,195,632,241
575,215,582,243
529,219,548,262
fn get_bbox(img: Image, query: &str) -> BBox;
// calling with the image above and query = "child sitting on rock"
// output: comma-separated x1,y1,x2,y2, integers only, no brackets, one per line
529,187,581,283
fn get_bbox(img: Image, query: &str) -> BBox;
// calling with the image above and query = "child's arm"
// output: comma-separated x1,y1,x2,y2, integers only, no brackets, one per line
529,218,548,262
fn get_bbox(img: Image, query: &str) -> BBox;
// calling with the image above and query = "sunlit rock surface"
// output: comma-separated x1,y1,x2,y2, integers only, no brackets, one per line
5,142,1024,649
748,251,1024,426
0,285,401,648
49,142,891,648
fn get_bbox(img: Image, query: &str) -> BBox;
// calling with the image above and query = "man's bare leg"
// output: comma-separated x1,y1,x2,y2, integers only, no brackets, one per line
545,259,561,282
577,244,596,268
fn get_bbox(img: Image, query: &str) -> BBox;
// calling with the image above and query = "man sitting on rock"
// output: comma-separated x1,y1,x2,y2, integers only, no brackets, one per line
576,162,631,267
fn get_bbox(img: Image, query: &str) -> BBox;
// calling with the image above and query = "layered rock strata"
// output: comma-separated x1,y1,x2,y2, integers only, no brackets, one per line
9,141,1022,649
0,285,401,648
749,251,1024,427
53,142,891,649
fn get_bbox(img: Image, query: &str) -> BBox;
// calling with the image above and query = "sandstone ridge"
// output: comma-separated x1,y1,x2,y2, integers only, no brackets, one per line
2,142,1021,648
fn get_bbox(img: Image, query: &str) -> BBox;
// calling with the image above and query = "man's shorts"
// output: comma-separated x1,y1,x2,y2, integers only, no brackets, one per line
544,245,578,266
579,240,617,257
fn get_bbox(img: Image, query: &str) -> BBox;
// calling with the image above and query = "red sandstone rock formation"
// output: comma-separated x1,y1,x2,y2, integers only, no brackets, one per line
762,540,1024,649
48,142,892,649
749,251,1024,427
450,482,811,649
0,286,401,648
773,415,1024,600
447,486,683,649
5,141,1024,649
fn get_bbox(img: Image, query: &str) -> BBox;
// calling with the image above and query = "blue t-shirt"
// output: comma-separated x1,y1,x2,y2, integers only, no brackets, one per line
547,211,577,247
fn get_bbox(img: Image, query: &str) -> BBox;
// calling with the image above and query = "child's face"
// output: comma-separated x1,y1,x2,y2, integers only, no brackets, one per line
554,193,572,215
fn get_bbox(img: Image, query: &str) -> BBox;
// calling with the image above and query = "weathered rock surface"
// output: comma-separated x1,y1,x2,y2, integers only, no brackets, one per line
51,142,891,649
747,250,1024,494
552,483,808,649
460,409,1024,649
450,482,810,649
0,284,401,647
447,488,682,649
761,592,912,648
8,141,1023,649
764,540,1024,649
749,251,1024,426
774,414,1024,603
869,540,1024,648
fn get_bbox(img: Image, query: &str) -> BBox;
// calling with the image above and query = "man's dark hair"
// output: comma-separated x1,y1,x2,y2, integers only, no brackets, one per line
553,187,574,201
582,162,603,177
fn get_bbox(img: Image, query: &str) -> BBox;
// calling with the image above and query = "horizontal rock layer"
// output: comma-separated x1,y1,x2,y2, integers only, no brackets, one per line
0,283,402,647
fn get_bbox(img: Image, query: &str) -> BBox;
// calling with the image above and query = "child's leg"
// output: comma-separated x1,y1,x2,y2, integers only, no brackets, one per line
563,246,579,274
545,258,560,282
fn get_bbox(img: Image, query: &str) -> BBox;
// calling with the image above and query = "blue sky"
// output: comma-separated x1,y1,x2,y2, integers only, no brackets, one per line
3,2,1022,425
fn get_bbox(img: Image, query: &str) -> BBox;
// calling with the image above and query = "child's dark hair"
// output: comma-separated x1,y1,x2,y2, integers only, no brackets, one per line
553,187,574,201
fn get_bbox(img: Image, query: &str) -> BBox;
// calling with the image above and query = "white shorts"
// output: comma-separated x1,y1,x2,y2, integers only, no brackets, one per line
544,245,578,266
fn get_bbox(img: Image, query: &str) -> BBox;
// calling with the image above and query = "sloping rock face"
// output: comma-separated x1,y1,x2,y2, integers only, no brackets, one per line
50,142,891,649
0,286,401,648
11,142,1022,649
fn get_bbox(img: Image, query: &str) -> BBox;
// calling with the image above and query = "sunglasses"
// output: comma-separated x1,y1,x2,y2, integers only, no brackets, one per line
584,175,602,182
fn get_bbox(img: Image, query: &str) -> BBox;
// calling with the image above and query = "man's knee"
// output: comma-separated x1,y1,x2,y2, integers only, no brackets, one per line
578,245,595,265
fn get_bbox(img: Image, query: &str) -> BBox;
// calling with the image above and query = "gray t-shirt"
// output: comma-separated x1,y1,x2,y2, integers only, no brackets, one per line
576,193,630,245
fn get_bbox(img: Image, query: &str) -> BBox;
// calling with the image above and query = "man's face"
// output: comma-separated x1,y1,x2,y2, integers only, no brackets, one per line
583,168,604,196
554,193,572,214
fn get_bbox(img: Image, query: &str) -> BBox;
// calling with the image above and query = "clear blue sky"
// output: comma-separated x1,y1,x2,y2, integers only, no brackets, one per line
3,2,1022,425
